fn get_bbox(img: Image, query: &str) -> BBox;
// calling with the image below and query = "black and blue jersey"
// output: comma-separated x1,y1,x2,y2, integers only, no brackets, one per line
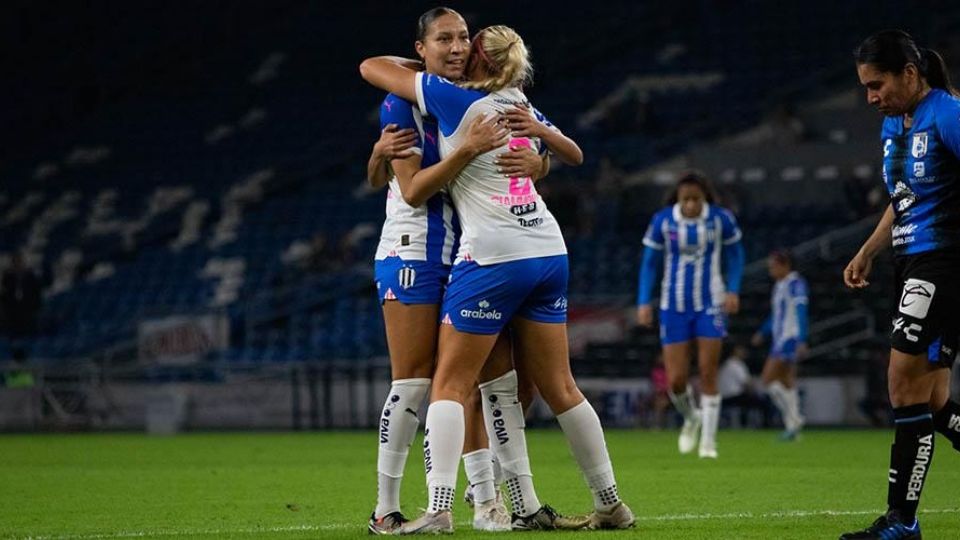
881,88,960,255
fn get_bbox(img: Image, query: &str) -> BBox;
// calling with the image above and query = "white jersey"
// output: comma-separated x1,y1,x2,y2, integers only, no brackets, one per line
415,73,566,265
373,93,458,264
771,271,809,347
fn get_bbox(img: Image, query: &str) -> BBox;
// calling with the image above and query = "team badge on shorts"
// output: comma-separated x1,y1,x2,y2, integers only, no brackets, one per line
899,278,935,319
398,266,417,290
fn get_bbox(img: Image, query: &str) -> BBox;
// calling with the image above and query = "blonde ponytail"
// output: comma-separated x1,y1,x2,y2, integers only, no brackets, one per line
461,25,533,92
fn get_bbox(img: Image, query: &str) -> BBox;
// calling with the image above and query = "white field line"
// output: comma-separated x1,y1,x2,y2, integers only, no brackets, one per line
15,507,960,539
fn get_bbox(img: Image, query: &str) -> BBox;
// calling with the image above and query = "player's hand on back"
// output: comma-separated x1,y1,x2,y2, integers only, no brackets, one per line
374,123,419,161
462,113,510,157
503,105,545,138
636,305,654,327
843,252,873,288
495,145,541,178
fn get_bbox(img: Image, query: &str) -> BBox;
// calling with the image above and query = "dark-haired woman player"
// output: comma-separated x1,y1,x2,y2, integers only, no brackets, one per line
637,171,744,459
841,29,960,540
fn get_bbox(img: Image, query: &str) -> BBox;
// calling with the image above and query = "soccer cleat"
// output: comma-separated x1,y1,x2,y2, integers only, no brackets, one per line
839,511,921,539
463,484,475,509
395,510,454,535
473,498,512,531
698,442,718,459
678,411,702,454
587,502,636,530
511,504,591,530
367,511,407,535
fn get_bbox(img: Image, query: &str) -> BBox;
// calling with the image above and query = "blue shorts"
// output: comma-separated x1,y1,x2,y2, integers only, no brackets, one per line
659,307,726,345
374,257,450,305
770,338,799,362
441,255,568,335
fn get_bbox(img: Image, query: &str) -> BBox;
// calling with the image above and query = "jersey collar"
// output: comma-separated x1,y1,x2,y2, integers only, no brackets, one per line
672,202,710,223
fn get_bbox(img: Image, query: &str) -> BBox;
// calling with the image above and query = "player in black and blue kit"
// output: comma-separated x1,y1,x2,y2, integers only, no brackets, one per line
841,30,960,540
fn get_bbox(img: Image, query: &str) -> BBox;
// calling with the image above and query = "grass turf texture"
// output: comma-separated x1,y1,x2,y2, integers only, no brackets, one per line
1,430,958,539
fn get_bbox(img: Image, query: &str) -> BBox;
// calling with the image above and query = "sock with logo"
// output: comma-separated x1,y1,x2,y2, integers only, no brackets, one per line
463,449,497,505
933,399,960,451
887,404,935,523
700,394,721,450
424,400,464,513
667,387,698,422
479,370,541,517
556,399,622,512
375,378,430,517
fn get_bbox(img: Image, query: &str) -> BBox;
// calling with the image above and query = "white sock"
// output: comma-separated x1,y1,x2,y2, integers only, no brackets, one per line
479,370,541,517
700,394,721,450
463,449,497,505
556,399,621,511
491,454,504,486
375,378,430,517
767,381,792,429
668,387,699,421
785,386,802,429
425,400,464,513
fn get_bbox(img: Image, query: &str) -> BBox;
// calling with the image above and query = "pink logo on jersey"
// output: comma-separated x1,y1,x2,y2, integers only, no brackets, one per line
489,137,537,206
383,99,394,112
424,131,436,146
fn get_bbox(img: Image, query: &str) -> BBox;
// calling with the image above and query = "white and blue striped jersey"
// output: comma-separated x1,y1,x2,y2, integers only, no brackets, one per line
374,92,459,264
641,203,743,312
415,73,565,265
770,271,809,347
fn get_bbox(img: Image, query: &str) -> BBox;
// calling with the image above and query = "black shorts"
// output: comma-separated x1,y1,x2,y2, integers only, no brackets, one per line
891,250,960,367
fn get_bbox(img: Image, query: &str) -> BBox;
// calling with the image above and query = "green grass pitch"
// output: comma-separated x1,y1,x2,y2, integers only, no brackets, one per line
1,429,958,539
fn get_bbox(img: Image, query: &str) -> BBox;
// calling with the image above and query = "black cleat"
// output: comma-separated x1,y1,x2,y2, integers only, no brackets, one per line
368,510,408,535
839,511,921,540
511,504,591,530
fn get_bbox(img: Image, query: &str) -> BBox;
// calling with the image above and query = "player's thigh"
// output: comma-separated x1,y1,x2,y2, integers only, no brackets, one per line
433,324,499,403
382,301,439,380
510,317,583,414
479,330,513,383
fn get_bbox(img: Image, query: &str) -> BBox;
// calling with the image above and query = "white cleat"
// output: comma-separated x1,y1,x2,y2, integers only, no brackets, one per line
698,443,718,459
587,502,636,530
473,498,512,532
396,510,454,535
678,411,702,454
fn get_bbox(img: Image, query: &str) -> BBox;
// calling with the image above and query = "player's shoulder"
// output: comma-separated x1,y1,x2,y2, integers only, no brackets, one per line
652,206,674,223
381,92,415,114
929,88,960,125
711,205,738,223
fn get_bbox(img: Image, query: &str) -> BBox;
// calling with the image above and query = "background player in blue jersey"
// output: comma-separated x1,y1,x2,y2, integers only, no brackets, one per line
751,250,808,440
637,171,744,458
361,24,633,533
841,30,960,540
364,8,544,534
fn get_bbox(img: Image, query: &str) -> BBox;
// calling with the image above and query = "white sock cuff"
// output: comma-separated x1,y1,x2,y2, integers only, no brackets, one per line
377,448,409,478
463,449,495,485
767,380,787,393
702,393,721,407
499,457,533,477
556,398,592,424
479,369,518,393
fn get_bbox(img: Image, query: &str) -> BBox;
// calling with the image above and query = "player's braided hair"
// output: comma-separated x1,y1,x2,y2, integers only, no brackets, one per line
460,25,533,93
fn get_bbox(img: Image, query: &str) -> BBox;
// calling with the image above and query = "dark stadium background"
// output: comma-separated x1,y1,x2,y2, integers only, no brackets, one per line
1,0,959,431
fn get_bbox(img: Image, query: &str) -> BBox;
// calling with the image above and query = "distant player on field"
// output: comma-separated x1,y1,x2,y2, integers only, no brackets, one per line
637,171,744,458
751,250,808,440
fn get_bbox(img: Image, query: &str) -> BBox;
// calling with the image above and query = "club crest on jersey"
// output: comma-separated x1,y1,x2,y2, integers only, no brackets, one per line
912,132,928,158
398,266,417,290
